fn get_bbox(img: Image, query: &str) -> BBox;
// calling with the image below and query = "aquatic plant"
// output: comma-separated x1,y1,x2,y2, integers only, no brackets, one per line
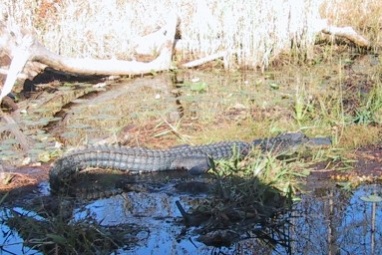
1,206,140,254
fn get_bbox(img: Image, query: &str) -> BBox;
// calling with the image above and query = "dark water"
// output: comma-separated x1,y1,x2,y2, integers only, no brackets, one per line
286,183,382,255
1,179,382,255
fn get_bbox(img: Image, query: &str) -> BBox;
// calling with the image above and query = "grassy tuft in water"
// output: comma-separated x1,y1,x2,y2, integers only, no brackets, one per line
186,148,316,234
1,206,140,254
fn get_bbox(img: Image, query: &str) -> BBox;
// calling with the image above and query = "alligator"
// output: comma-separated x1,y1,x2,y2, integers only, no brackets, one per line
49,132,331,194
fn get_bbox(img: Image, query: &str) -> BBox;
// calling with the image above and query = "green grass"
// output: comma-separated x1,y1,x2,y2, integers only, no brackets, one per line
353,83,382,125
182,147,328,240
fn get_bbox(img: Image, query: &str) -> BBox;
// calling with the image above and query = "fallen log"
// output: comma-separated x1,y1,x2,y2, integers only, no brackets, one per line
319,19,369,47
0,12,178,104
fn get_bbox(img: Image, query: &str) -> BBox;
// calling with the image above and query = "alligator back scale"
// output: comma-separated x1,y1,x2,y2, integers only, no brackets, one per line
49,141,251,194
49,132,331,194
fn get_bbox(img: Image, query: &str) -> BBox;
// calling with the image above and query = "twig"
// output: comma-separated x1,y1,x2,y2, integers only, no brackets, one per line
0,35,33,103
0,109,30,152
181,51,233,68
175,200,191,225
0,68,28,79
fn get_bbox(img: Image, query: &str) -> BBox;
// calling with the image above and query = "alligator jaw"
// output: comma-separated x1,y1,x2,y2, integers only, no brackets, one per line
252,132,332,154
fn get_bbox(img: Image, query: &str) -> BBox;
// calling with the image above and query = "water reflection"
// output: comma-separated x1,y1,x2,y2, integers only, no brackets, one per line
0,209,41,255
1,183,382,254
286,184,382,255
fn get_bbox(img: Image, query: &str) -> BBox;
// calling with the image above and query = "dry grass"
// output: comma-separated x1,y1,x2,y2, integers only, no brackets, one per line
1,1,380,69
0,0,323,70
339,125,382,148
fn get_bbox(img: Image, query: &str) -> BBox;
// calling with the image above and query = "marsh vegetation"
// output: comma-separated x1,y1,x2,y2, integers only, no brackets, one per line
1,0,382,254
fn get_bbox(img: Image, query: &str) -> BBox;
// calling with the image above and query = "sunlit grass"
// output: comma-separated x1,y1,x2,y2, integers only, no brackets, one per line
187,146,329,233
2,0,380,69
1,0,323,69
353,82,382,125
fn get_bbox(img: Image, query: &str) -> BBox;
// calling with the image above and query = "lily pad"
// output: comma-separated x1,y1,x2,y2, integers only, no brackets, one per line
38,151,53,163
190,82,207,92
360,194,382,203
269,82,279,90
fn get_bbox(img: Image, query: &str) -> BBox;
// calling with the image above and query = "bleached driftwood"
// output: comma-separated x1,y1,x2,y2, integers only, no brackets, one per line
0,16,370,101
311,18,369,47
0,68,28,79
0,60,46,80
0,13,178,103
322,25,369,47
0,35,33,102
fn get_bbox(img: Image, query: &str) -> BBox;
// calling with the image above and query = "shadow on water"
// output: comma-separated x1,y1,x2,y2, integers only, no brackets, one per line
0,169,293,255
1,169,382,254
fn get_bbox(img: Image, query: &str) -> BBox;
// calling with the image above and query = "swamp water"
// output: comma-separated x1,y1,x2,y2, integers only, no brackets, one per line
1,180,382,255
1,64,381,254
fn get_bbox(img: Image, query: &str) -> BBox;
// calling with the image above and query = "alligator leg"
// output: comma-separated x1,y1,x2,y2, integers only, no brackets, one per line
170,156,211,175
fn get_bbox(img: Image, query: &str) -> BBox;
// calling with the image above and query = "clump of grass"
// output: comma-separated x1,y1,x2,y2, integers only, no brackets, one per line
353,83,382,125
1,207,140,254
217,149,307,195
177,148,323,249
338,125,381,148
188,149,311,233
293,81,315,126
